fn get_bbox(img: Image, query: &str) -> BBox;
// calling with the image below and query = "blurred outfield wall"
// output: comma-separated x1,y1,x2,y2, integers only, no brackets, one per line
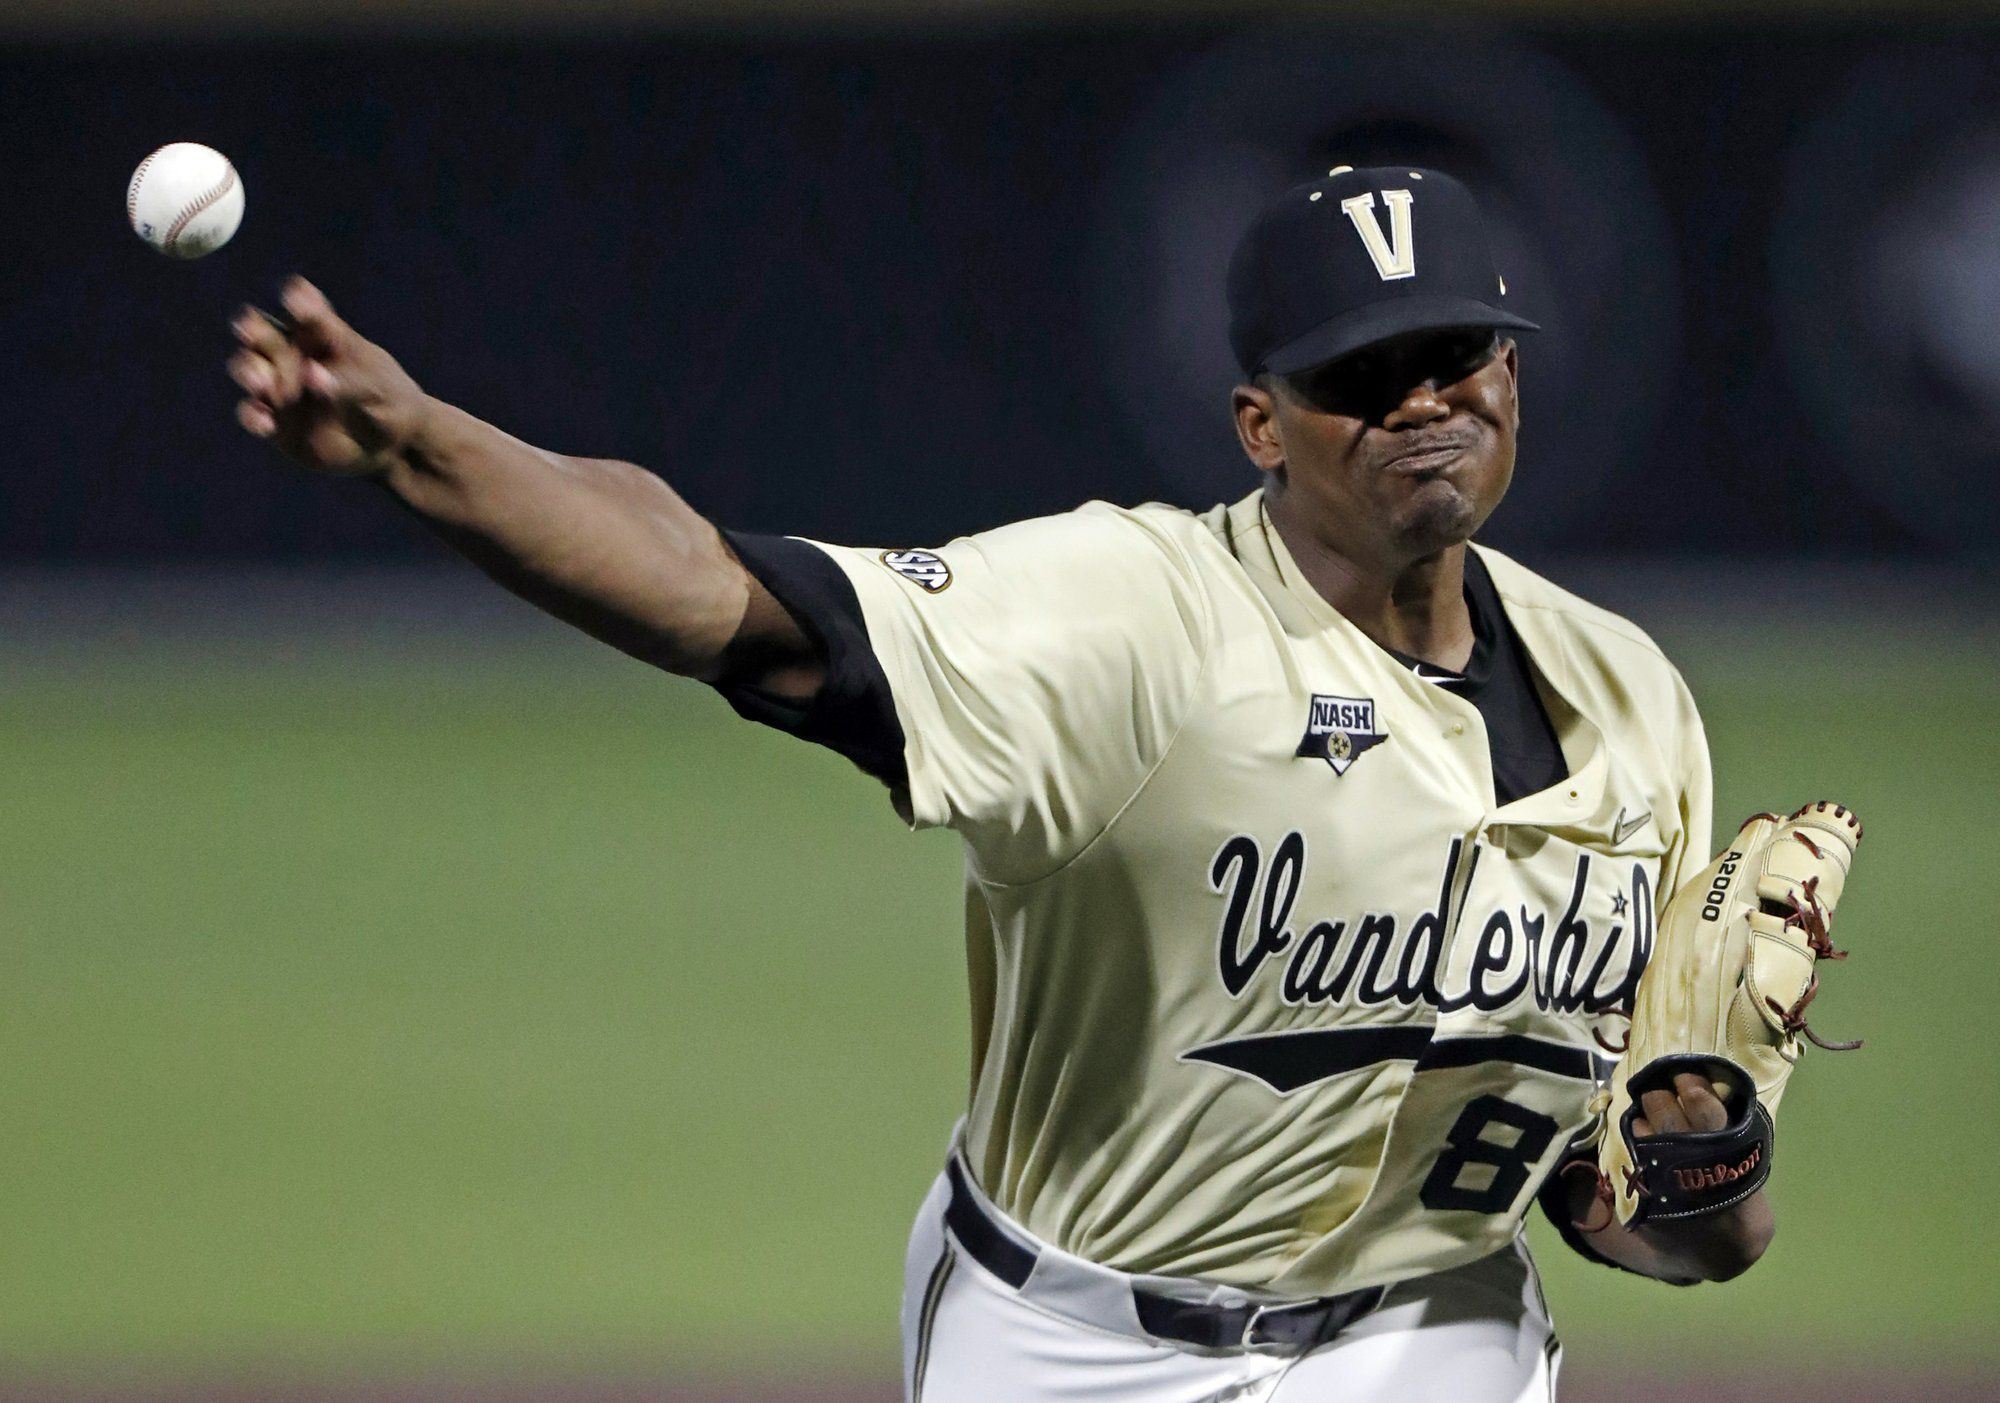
8,11,2000,567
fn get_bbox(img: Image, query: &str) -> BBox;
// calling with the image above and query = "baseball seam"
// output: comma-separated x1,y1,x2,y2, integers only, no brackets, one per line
162,162,238,254
125,151,159,226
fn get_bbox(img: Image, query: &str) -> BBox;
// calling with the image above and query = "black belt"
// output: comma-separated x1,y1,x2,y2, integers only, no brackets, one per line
943,1159,1385,1355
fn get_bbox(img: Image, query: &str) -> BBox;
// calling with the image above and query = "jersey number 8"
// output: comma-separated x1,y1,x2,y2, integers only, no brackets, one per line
1418,1095,1560,1215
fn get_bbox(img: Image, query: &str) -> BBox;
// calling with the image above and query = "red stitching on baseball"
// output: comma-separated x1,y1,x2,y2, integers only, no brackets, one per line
163,163,238,253
126,151,159,225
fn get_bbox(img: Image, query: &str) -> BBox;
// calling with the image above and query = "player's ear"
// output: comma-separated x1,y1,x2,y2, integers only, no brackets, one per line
1500,339,1520,422
1233,380,1287,475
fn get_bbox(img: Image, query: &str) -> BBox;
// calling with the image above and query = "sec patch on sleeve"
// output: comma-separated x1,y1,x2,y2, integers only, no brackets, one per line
880,549,953,593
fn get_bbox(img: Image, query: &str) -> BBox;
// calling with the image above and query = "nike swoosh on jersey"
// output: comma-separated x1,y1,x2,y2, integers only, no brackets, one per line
1613,808,1652,844
1411,665,1463,685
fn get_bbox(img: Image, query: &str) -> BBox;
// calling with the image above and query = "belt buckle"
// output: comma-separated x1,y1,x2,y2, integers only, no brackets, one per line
1241,1300,1319,1356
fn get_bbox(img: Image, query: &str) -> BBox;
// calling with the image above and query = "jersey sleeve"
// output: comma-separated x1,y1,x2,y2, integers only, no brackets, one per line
724,504,1214,882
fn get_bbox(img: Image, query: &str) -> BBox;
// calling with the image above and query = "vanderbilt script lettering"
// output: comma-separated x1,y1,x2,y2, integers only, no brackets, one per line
1207,832,1652,1015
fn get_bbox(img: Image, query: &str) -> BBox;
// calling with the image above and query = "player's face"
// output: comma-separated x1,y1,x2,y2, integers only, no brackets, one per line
1233,329,1519,569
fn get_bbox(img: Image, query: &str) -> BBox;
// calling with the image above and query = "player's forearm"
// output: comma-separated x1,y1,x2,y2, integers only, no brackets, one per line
382,397,752,680
229,281,816,683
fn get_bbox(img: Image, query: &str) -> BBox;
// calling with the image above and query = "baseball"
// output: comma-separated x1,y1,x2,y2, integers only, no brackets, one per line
127,142,244,259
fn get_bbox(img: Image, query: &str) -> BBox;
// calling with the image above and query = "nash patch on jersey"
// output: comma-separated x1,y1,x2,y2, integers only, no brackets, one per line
880,549,953,593
1296,694,1388,776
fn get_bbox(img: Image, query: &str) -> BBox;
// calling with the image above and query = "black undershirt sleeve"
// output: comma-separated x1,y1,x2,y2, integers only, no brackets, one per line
713,531,908,790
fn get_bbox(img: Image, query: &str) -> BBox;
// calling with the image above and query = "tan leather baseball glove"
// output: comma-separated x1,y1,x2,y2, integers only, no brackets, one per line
1596,802,1864,1226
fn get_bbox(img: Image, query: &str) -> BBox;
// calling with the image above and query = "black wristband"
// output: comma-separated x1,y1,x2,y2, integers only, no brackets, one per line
1619,1054,1773,1226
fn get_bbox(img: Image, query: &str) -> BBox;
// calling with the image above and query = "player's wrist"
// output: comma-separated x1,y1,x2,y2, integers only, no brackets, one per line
371,398,454,507
389,389,436,451
388,394,457,478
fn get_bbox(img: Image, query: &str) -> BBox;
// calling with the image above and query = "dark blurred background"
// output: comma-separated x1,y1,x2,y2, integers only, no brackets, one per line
3,3,1995,1401
10,10,2000,564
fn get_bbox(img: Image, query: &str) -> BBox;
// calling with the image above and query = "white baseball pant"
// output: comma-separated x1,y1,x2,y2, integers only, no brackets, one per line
899,1156,1560,1403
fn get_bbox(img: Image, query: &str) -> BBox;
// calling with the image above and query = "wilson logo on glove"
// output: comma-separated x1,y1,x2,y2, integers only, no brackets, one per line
1671,1146,1762,1194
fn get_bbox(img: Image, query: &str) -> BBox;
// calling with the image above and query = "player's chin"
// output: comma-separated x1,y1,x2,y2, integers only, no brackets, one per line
1390,478,1485,553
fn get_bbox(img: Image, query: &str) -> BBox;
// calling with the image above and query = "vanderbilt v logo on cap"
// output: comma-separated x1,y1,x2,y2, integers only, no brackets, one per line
1340,190,1416,281
1226,165,1538,377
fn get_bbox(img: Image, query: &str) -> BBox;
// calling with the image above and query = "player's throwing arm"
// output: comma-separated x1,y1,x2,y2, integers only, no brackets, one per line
225,278,818,691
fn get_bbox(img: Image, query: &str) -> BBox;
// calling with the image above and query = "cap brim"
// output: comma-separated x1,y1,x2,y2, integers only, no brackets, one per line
1259,295,1540,377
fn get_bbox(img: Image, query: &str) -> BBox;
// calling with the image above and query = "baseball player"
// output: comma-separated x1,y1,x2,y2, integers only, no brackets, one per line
225,165,1862,1401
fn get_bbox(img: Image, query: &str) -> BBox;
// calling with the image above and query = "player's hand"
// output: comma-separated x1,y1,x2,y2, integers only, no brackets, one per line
1630,1070,1731,1137
227,277,429,477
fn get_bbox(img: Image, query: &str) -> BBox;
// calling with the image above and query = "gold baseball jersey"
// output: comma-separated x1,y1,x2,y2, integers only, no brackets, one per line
726,489,1712,1297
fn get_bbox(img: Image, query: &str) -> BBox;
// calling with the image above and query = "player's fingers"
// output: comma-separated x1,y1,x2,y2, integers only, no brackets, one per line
227,349,274,400
302,359,340,398
281,277,348,358
230,342,308,410
236,399,277,437
1638,1087,1687,1135
232,306,288,357
1630,1115,1653,1137
1673,1072,1731,1132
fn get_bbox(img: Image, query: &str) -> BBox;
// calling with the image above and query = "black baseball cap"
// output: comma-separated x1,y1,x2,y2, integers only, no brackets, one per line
1227,165,1538,378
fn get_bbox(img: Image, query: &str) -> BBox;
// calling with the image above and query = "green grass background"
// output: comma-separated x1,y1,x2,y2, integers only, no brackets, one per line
2,614,1993,1379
